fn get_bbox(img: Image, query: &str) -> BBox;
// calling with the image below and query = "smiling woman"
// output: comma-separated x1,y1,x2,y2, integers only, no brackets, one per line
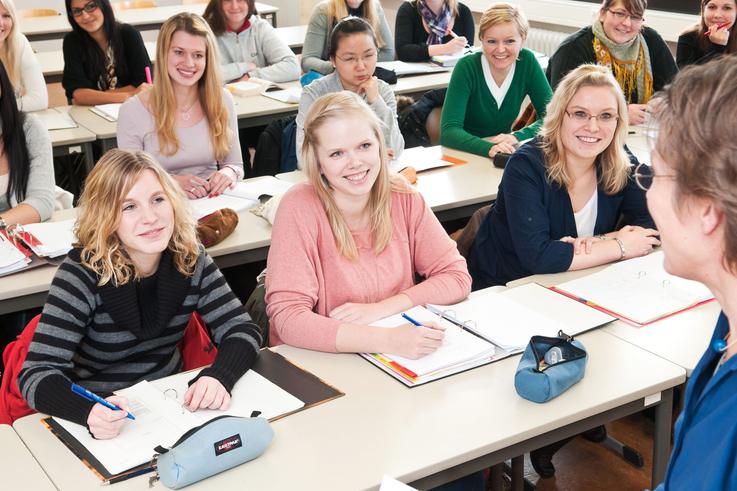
116,13,244,200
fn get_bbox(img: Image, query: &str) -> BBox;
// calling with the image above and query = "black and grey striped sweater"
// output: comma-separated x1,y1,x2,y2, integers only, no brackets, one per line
18,246,262,426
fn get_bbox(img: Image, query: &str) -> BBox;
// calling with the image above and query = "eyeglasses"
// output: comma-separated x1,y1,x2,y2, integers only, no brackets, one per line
633,162,677,191
565,109,619,125
71,1,99,17
335,51,377,66
607,8,644,24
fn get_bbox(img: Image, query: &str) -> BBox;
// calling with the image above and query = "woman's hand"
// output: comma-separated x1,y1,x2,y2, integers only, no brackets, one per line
708,23,731,46
208,168,237,197
172,174,210,199
357,76,380,105
384,322,446,360
184,376,231,412
444,36,467,54
560,235,606,255
614,225,661,259
490,133,518,146
86,395,131,440
330,302,391,325
628,104,649,126
488,142,516,158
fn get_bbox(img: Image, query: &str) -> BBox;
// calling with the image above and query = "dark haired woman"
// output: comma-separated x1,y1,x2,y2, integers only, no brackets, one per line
677,0,736,68
0,59,54,228
62,0,152,105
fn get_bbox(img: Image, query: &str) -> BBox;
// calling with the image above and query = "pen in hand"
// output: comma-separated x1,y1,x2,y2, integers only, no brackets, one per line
71,383,136,420
401,312,424,327
447,29,471,50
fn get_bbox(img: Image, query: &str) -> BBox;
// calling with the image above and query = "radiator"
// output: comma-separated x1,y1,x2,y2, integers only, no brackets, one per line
525,28,570,56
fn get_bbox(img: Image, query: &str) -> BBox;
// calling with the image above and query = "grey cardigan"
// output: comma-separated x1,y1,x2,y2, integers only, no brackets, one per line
0,113,55,220
301,1,395,75
295,72,404,166
216,15,300,83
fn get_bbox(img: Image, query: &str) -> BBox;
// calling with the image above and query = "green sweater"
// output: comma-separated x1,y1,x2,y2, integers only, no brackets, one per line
440,49,552,157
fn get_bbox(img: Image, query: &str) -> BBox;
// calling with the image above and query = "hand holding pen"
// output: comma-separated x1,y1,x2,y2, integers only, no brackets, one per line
72,383,134,440
447,29,470,52
384,312,445,360
705,21,731,46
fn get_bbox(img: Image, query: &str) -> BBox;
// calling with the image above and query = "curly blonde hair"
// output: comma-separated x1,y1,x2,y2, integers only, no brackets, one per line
75,149,199,286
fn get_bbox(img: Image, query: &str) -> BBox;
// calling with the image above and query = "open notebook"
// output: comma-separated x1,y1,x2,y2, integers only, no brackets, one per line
189,176,294,219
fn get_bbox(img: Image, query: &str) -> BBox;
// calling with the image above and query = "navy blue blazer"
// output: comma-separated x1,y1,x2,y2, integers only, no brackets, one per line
469,139,654,289
655,312,737,490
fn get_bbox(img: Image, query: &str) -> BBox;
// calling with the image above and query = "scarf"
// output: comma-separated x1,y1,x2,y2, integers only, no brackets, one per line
417,0,452,45
591,20,653,104
98,45,118,92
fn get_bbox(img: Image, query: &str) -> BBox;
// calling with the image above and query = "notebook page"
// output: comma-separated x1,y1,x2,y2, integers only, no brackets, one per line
188,194,258,220
395,146,454,173
0,233,28,273
91,103,122,121
23,219,76,257
223,176,294,201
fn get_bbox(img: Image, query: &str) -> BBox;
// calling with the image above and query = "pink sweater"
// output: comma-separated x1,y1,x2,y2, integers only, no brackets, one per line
265,183,472,351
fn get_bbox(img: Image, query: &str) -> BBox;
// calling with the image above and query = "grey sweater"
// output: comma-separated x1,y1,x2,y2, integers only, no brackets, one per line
296,72,404,166
301,1,395,75
216,15,300,83
0,113,55,220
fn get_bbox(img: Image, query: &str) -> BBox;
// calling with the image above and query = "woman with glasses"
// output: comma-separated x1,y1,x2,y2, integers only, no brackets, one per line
469,64,658,291
439,3,552,158
62,0,151,105
677,0,736,68
648,56,737,491
295,17,403,167
547,0,677,125
0,0,47,112
117,13,243,200
301,0,394,75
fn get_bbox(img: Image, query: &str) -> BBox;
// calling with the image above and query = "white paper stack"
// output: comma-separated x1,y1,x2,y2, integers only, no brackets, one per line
22,219,76,257
395,145,454,173
36,109,78,130
90,103,122,122
0,233,30,275
188,176,294,220
261,87,302,104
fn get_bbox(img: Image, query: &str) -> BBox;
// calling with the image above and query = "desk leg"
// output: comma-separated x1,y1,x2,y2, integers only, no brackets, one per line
652,388,674,488
81,141,95,173
489,464,504,490
510,456,524,491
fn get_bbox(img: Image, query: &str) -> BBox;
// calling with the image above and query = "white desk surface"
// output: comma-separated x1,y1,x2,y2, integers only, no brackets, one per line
22,3,277,39
0,425,56,491
13,330,684,490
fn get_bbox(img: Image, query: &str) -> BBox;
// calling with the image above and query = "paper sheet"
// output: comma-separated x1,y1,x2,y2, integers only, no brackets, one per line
22,219,76,257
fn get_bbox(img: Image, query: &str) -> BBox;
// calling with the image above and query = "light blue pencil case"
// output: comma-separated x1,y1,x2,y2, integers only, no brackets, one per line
154,414,273,489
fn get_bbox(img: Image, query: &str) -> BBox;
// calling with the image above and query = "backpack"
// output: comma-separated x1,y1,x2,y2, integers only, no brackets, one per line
398,88,447,149
252,115,297,177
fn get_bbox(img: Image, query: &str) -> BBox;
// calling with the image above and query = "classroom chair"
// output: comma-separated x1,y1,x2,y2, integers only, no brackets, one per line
112,0,157,11
17,9,61,18
425,107,443,146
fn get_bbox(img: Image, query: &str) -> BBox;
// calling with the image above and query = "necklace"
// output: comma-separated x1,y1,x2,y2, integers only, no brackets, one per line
179,99,198,122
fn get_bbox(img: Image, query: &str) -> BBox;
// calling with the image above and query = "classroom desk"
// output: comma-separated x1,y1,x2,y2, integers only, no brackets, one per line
22,3,279,42
41,106,98,173
506,266,720,376
0,201,272,316
0,425,56,491
13,330,683,490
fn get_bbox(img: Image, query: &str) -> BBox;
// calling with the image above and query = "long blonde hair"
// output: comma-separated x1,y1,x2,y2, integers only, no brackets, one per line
540,64,631,195
301,91,409,260
327,0,385,48
75,149,200,286
150,13,231,160
0,0,21,90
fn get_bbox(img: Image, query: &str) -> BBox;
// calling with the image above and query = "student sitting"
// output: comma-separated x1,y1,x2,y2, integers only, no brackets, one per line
470,64,658,290
203,0,299,83
648,56,737,491
62,0,151,105
394,0,475,62
0,60,54,227
266,91,471,358
546,0,677,125
117,13,243,201
16,149,261,438
439,3,552,158
0,0,47,112
296,17,404,166
677,0,736,68
301,0,394,75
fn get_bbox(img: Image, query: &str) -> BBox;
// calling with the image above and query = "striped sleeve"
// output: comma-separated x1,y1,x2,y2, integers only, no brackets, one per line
190,252,261,392
18,259,98,425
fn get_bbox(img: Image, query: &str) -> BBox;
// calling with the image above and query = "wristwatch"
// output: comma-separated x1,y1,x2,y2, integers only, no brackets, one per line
0,215,7,230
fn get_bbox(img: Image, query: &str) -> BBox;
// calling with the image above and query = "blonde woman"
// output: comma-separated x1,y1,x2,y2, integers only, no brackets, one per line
470,64,658,290
17,149,261,439
395,0,475,62
0,0,47,111
117,13,243,200
301,0,394,75
266,91,470,359
440,3,552,158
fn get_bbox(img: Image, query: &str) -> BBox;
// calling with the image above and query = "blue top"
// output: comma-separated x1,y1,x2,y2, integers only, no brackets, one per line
655,312,737,491
469,139,654,288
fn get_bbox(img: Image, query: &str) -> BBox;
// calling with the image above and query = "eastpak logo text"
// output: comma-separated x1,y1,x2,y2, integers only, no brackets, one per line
214,434,243,456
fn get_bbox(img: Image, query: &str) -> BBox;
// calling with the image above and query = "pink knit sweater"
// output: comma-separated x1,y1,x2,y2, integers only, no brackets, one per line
265,183,472,351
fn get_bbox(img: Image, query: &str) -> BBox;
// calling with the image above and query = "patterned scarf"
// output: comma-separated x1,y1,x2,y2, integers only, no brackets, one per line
98,45,118,91
417,0,452,45
591,20,653,104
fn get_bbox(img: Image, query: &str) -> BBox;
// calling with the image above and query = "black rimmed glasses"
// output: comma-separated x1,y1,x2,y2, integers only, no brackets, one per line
71,1,99,17
633,162,677,191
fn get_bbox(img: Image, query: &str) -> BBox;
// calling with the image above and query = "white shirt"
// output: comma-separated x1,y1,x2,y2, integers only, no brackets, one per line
574,190,598,237
0,173,8,199
480,54,516,108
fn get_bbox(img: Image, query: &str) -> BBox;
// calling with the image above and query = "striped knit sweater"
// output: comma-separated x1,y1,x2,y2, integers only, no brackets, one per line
18,246,261,426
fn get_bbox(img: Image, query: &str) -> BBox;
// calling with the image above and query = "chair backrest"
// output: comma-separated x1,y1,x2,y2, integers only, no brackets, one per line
454,204,492,261
113,0,156,11
18,9,61,18
425,106,443,146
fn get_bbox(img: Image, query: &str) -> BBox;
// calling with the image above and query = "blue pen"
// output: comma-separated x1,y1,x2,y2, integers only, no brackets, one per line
401,312,424,327
71,383,135,420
